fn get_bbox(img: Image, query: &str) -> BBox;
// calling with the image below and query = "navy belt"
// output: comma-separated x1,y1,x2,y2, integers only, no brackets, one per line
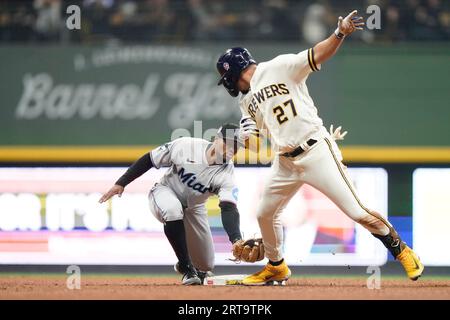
281,139,317,157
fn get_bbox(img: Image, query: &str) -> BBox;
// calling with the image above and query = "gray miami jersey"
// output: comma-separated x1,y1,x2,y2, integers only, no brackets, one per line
149,137,238,208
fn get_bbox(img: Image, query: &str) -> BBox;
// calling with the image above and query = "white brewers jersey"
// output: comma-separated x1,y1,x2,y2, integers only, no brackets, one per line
239,48,326,153
149,137,238,208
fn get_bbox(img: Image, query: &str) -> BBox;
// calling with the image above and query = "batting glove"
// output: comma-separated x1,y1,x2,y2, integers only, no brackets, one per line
239,116,260,140
329,124,348,141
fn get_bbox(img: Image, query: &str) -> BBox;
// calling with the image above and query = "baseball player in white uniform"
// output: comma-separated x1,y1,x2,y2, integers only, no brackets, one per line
216,10,424,285
99,124,244,285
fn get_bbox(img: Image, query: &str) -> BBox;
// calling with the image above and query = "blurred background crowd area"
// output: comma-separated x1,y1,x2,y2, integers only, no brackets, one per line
1,0,449,44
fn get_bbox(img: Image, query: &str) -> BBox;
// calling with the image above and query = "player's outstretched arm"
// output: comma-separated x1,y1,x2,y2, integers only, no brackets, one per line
98,153,154,203
313,10,364,66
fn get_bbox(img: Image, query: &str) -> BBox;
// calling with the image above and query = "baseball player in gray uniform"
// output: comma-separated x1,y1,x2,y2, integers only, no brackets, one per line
99,124,244,285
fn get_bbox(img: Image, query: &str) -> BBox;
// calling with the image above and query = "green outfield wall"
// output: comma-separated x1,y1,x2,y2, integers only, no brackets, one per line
1,43,449,162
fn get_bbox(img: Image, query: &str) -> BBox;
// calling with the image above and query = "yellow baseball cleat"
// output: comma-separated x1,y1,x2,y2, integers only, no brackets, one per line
397,245,424,281
242,260,291,286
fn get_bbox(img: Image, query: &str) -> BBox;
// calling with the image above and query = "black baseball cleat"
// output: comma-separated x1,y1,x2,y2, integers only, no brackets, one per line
175,262,212,285
175,263,202,285
181,268,201,285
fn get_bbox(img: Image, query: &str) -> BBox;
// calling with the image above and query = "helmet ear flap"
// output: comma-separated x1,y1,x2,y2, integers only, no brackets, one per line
226,87,239,97
222,74,239,97
218,67,239,97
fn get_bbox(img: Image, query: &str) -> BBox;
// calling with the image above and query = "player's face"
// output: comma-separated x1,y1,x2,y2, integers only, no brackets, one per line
214,138,239,163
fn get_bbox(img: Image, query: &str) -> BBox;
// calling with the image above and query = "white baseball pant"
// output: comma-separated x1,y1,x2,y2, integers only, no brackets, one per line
258,135,392,262
148,183,215,271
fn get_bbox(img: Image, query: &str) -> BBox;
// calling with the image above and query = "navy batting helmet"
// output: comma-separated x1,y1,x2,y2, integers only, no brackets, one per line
216,47,256,97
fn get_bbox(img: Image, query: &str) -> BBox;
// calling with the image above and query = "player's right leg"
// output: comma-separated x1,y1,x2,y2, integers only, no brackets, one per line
148,184,201,285
300,137,424,280
183,206,215,284
242,157,301,285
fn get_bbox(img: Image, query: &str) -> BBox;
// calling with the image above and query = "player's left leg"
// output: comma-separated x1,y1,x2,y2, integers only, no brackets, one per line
300,137,424,280
242,156,301,285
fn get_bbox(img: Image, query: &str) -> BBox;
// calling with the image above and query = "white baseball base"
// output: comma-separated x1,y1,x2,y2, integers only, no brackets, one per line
203,274,247,286
203,274,287,286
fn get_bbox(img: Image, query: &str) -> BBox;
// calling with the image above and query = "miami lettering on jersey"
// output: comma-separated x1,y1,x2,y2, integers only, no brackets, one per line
177,167,219,194
247,83,289,118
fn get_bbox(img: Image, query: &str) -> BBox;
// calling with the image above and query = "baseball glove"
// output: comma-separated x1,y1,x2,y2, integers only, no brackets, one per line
232,238,265,263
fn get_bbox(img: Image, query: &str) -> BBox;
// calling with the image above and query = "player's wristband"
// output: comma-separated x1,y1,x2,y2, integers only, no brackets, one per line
334,28,345,39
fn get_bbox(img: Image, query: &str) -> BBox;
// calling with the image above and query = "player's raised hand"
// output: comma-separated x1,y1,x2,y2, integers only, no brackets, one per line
99,184,124,203
329,124,348,141
337,10,364,36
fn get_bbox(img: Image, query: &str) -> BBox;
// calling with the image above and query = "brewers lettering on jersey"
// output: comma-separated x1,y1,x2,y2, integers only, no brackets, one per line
216,9,424,285
99,124,245,285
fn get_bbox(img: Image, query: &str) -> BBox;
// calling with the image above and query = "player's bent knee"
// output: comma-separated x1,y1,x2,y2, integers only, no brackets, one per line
256,203,277,220
150,199,184,223
257,212,273,223
165,202,183,214
161,204,184,222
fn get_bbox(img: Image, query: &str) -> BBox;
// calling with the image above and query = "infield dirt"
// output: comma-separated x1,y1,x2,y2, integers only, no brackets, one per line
0,275,449,299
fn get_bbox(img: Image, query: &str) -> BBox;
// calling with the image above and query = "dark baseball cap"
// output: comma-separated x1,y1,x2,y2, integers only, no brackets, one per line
217,123,244,147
